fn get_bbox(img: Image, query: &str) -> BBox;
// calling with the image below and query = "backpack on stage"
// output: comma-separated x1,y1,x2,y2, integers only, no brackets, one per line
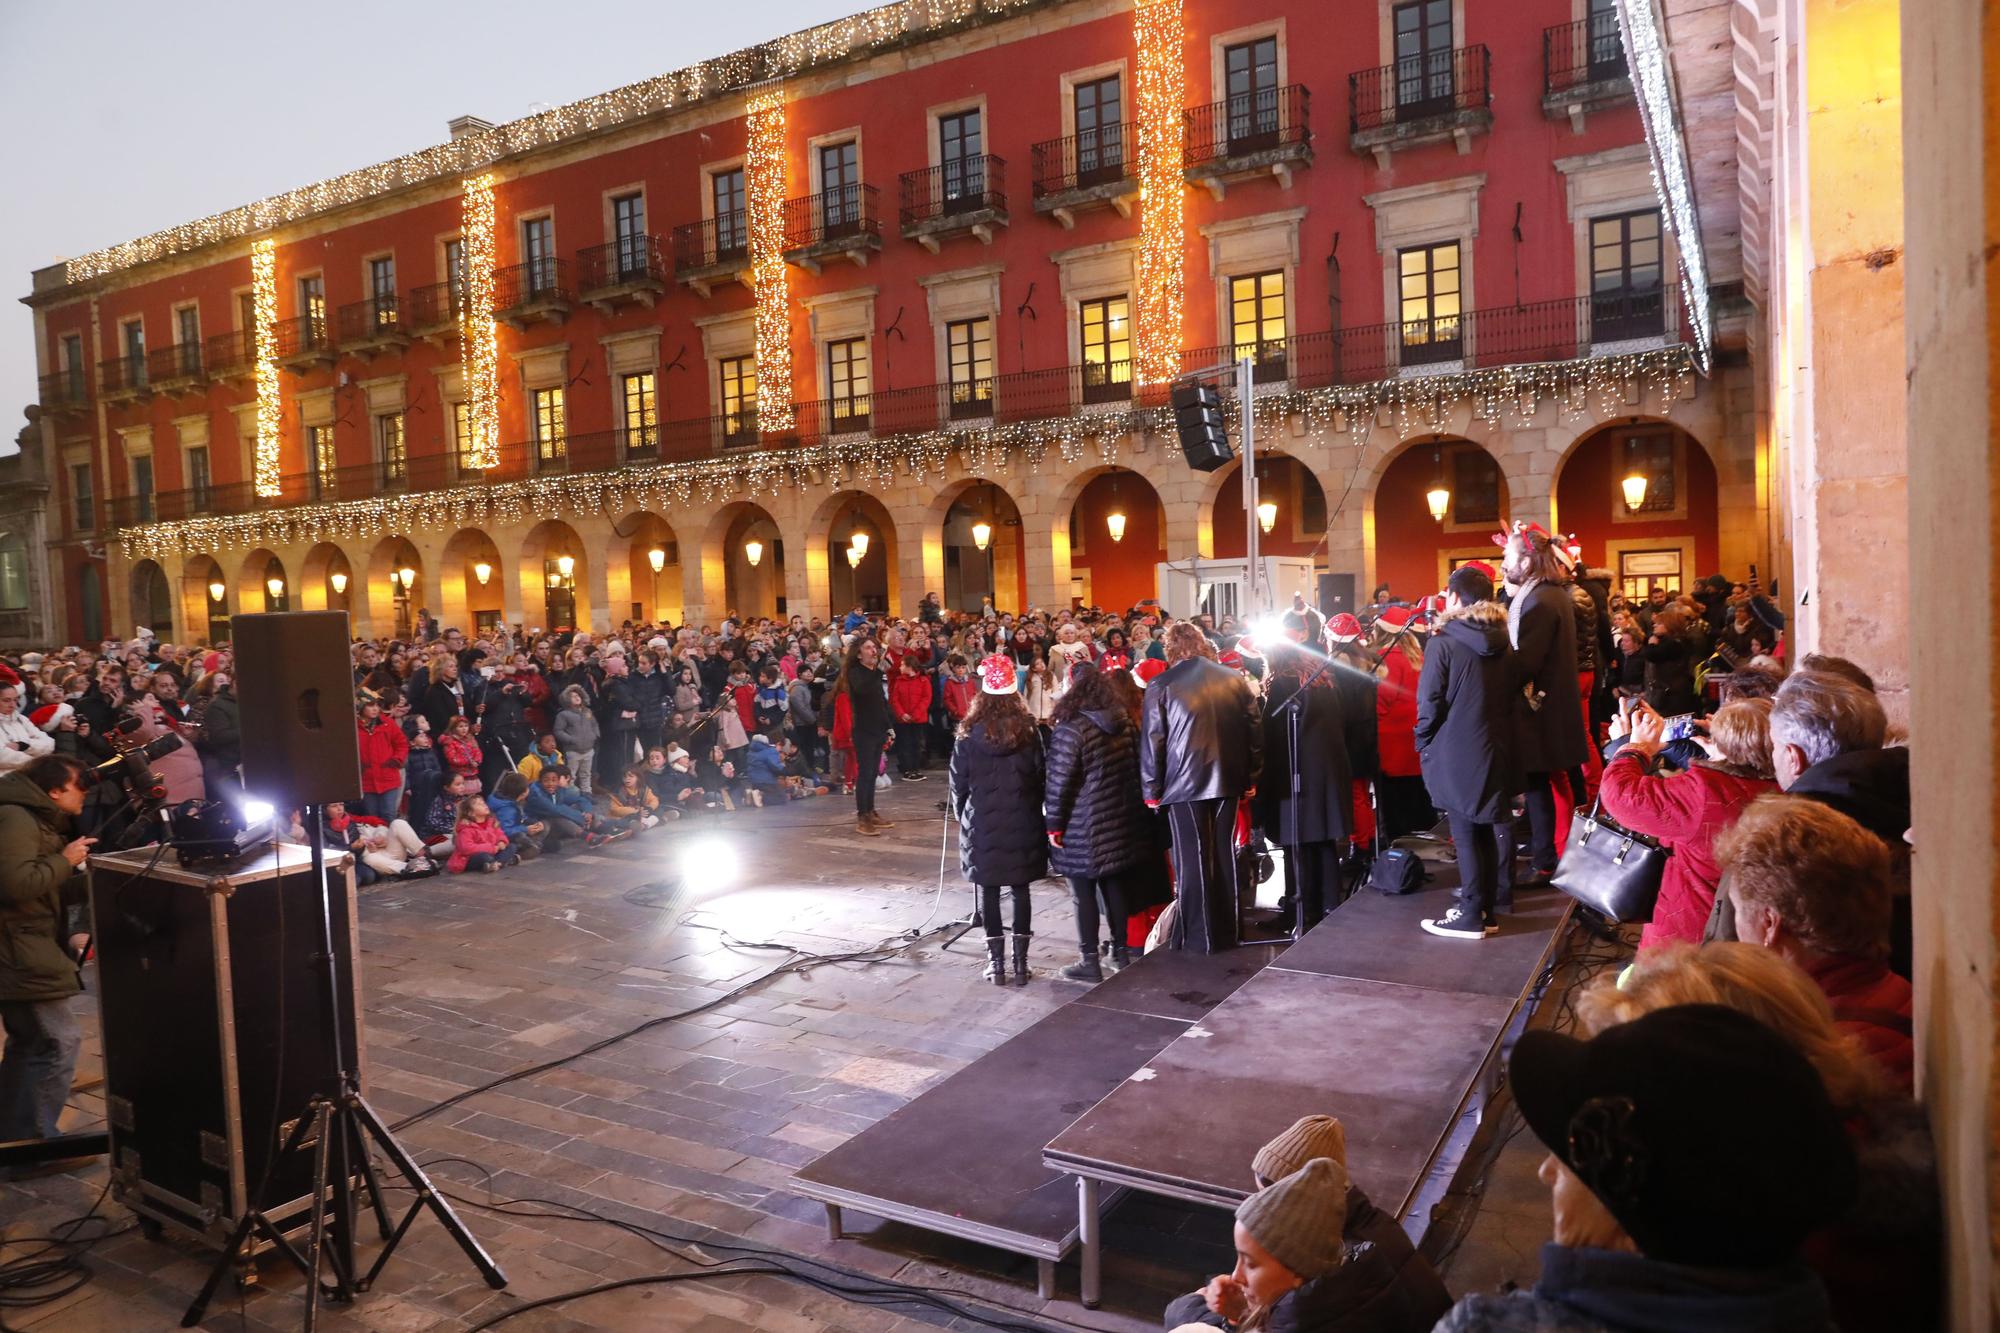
1368,846,1427,896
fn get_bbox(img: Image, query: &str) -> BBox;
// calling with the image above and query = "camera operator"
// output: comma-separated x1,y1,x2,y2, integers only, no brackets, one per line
0,754,96,1144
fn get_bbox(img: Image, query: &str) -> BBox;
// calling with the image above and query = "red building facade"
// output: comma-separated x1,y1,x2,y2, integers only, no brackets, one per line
23,0,1755,643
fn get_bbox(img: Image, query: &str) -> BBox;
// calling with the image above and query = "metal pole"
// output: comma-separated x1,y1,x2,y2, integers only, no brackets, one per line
1240,355,1260,616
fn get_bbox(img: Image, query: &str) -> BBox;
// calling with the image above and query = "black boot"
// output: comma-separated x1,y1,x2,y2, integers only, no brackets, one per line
1107,944,1131,973
982,936,1006,986
1010,931,1032,986
1059,949,1104,983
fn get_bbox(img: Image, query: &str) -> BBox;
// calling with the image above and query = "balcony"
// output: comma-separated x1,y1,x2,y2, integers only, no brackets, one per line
146,343,207,397
1349,46,1493,167
336,295,410,358
98,353,149,403
272,315,337,371
1543,14,1632,131
37,369,88,414
1030,123,1137,228
406,281,468,342
671,215,751,296
578,237,667,311
204,330,255,383
494,258,572,328
782,185,883,272
899,157,1008,251
1184,86,1314,198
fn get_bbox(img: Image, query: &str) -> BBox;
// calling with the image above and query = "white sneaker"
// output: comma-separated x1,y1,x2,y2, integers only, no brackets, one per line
1421,908,1487,941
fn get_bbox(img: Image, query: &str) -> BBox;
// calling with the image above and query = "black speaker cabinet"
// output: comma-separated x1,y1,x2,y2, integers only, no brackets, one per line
232,611,363,807
87,841,365,1252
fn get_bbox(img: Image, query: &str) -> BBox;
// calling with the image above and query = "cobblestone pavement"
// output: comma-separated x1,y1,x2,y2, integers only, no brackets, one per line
2,780,1564,1331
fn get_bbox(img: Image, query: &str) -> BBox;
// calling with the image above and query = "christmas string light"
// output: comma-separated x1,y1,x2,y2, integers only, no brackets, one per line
460,174,502,471
1617,0,1712,372
59,0,1044,288
1132,0,1186,387
251,239,281,498
745,84,795,433
115,346,1692,561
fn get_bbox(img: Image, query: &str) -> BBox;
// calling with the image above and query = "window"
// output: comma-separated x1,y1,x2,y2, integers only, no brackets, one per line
1393,0,1455,112
946,318,994,416
1586,0,1624,78
298,275,326,330
187,446,212,511
819,141,860,232
1079,296,1132,401
1222,36,1281,143
939,109,985,208
377,412,406,485
1397,242,1462,364
237,292,256,356
70,463,93,531
122,320,145,387
369,256,397,329
304,425,334,501
531,386,566,464
61,333,83,397
175,306,201,374
1590,210,1665,341
1620,432,1677,514
1229,271,1287,376
719,356,758,442
131,455,155,523
621,372,658,453
451,401,482,475
522,217,555,294
1074,75,1124,182
443,238,467,311
1450,448,1500,526
0,538,26,613
612,194,647,278
712,169,747,256
825,338,870,427
1618,549,1683,600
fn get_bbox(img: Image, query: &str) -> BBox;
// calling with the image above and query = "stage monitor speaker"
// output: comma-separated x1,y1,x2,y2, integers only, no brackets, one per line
233,611,362,807
1170,382,1235,473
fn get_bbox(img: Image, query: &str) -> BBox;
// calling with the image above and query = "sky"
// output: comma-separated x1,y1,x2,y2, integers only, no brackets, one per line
0,0,863,452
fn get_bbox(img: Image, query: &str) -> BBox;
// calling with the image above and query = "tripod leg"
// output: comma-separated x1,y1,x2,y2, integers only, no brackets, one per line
303,1099,335,1333
347,1110,396,1242
180,1101,322,1328
180,1208,259,1327
348,1094,508,1290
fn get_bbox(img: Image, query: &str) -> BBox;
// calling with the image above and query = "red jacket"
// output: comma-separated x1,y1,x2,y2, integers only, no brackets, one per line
441,733,483,780
1375,648,1422,777
356,718,409,795
942,676,976,722
447,817,511,874
1599,752,1776,950
831,691,854,749
1805,953,1914,1093
891,672,933,724
732,681,756,733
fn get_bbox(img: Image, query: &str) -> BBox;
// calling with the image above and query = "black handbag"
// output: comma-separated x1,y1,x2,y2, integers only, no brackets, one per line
1551,800,1667,924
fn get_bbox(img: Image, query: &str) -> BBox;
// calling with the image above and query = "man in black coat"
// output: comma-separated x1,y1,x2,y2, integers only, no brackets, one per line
1499,524,1591,888
1414,566,1523,939
1141,622,1262,953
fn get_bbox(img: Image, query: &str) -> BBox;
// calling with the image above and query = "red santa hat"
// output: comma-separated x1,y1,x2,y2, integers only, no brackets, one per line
979,653,1018,695
1218,648,1246,671
1374,606,1416,635
1327,613,1364,644
1133,658,1168,686
30,702,70,733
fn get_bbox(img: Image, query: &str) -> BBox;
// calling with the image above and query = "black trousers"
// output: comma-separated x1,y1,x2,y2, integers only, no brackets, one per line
1376,775,1437,841
1067,873,1129,953
1503,771,1559,876
1448,813,1502,919
1165,798,1238,954
894,725,923,775
1283,840,1342,936
853,727,887,815
978,883,1032,938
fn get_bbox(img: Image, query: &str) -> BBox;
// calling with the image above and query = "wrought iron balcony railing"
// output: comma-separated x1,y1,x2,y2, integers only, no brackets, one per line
1185,85,1312,168
37,369,88,411
899,156,1007,227
1350,45,1492,133
1031,122,1136,198
99,352,148,396
406,280,469,331
336,294,404,344
672,213,750,272
783,184,882,252
1545,13,1628,94
203,329,255,379
578,236,667,290
271,314,335,361
494,258,571,310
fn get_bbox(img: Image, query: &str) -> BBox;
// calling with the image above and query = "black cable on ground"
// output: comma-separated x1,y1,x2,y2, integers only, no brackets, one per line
0,1178,131,1331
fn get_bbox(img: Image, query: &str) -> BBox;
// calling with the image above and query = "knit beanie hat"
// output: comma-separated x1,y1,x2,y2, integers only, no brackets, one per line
1234,1158,1349,1281
979,653,1018,695
1252,1116,1347,1185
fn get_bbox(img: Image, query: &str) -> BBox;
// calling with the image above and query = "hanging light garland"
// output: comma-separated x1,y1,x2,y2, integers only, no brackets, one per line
460,173,502,471
1132,0,1186,388
745,84,795,433
250,239,281,498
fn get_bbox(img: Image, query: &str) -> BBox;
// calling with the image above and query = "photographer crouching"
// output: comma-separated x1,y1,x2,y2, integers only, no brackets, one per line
0,754,96,1146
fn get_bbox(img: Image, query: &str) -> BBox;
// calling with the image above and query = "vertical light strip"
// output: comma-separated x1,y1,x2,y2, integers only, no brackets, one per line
745,85,795,432
250,239,281,498
1133,0,1186,388
1617,0,1711,371
461,173,502,470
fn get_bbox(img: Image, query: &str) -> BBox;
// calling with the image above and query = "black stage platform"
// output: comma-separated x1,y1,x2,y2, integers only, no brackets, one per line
790,868,1571,1306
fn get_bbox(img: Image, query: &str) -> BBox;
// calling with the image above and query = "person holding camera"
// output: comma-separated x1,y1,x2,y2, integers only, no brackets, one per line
0,754,96,1145
0,685,54,774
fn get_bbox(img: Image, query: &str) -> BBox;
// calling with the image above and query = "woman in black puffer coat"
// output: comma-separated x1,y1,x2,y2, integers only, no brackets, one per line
1043,663,1151,983
950,655,1048,986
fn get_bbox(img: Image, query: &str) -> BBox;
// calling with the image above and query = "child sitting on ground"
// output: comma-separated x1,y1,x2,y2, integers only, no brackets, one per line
488,771,547,858
447,794,519,874
324,801,438,879
609,766,665,828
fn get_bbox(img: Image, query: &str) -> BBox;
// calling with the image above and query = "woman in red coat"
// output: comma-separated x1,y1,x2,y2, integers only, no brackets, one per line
1370,607,1435,839
1598,698,1778,950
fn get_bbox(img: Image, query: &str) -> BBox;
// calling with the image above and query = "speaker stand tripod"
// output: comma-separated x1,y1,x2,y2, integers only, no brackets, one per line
181,808,507,1330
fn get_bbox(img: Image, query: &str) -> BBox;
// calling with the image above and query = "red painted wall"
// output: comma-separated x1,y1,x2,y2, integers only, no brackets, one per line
1557,425,1720,575
1069,472,1165,612
1211,456,1327,558
1374,441,1509,601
